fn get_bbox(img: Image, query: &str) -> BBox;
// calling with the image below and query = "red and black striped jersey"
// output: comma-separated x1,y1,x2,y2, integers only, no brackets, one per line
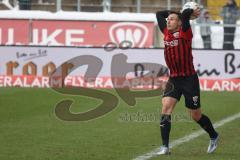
156,9,197,77
163,27,196,77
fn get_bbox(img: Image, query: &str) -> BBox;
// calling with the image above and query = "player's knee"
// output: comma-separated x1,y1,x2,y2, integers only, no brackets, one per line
189,108,202,121
191,112,202,121
162,103,173,114
161,98,176,114
161,106,169,114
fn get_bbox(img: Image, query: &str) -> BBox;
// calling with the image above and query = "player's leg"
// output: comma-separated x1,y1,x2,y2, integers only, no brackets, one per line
188,108,219,153
161,97,178,146
189,108,218,139
157,78,181,155
157,97,178,155
183,74,219,153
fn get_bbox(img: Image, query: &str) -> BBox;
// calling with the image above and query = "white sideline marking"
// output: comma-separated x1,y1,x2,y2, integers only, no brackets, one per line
133,112,240,160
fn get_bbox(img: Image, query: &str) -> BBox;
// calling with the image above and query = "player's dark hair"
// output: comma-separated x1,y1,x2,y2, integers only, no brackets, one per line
169,11,182,21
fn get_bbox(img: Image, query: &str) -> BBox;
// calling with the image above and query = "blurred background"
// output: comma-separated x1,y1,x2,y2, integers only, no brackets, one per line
0,0,236,17
0,0,240,49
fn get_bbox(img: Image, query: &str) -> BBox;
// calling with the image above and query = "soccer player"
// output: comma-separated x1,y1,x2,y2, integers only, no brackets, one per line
156,8,219,155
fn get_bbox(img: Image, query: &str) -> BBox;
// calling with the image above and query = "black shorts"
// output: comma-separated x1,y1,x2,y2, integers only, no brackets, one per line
163,74,201,109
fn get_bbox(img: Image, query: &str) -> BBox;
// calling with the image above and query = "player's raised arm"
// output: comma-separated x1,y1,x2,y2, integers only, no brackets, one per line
156,10,170,32
181,8,193,32
181,8,200,32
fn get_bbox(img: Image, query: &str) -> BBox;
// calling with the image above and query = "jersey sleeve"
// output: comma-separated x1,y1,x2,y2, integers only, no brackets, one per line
156,10,169,33
181,8,193,32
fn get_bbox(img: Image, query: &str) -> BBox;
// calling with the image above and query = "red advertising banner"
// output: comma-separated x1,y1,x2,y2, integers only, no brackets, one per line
0,75,239,92
0,19,154,47
0,19,29,45
1,46,239,91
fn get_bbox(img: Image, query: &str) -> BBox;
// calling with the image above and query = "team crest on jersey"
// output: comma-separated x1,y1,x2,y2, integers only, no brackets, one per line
173,32,179,38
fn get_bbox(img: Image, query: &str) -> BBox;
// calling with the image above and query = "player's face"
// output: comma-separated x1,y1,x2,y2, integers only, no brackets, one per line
167,14,182,32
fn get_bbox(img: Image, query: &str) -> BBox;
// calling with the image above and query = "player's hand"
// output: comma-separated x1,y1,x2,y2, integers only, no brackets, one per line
193,8,200,17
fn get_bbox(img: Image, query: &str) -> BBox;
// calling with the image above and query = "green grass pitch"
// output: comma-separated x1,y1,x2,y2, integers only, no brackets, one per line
0,88,239,160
